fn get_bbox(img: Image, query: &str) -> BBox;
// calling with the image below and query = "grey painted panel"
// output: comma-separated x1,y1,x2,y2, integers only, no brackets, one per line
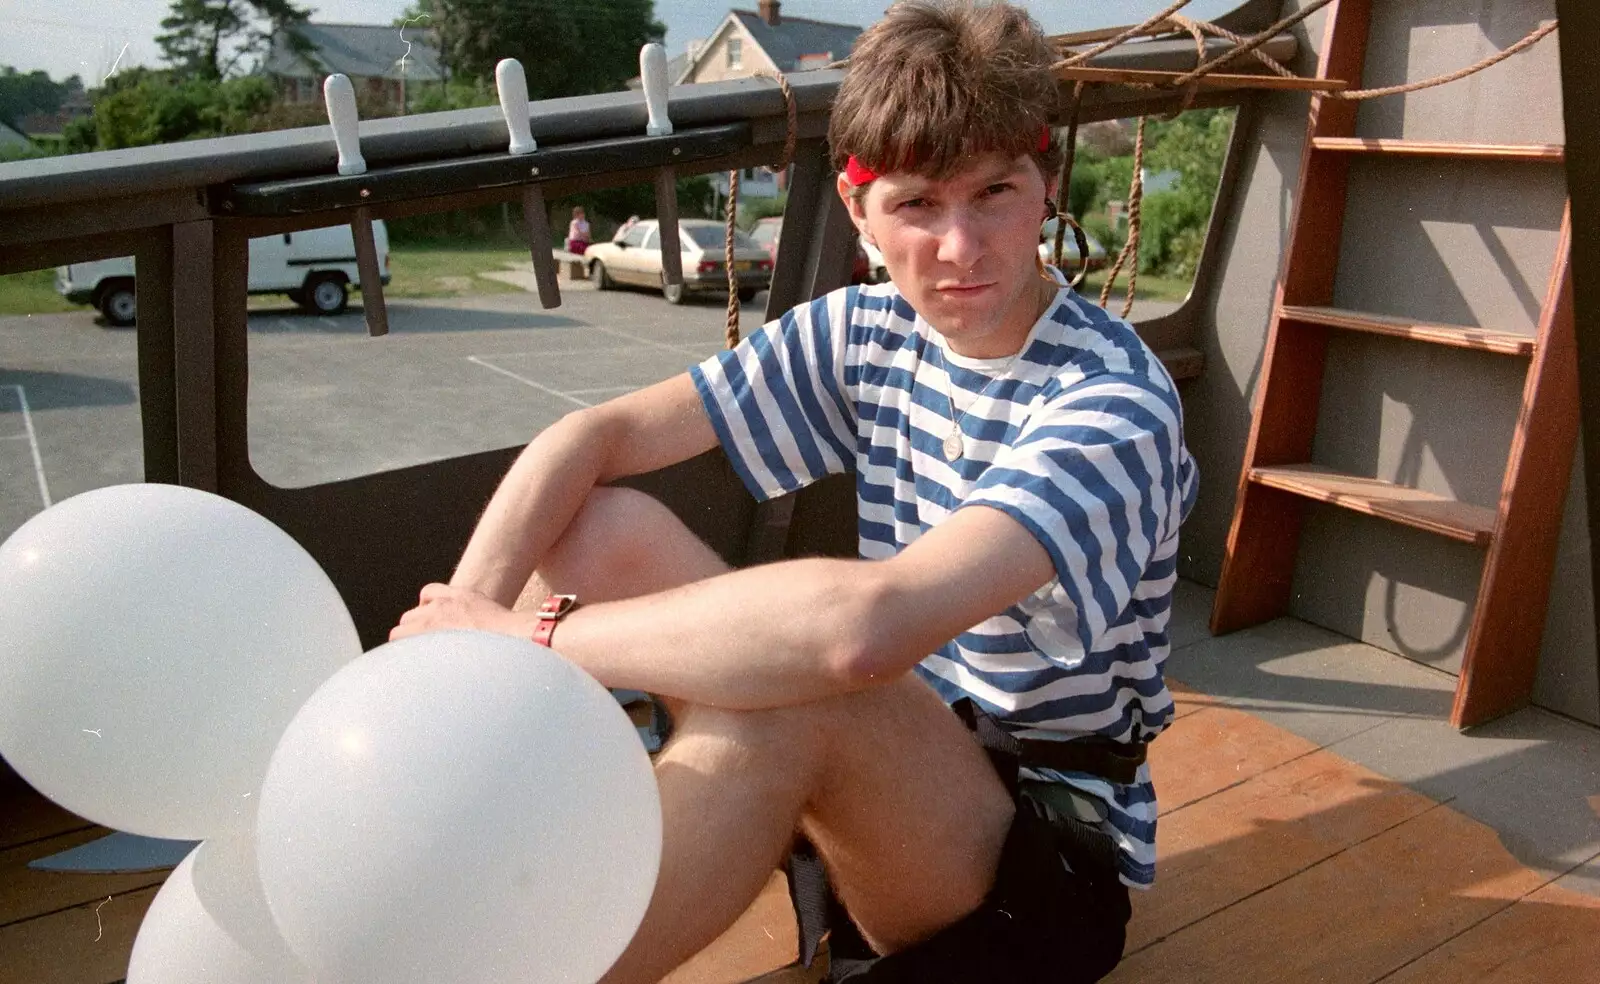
1312,332,1524,507
1335,157,1566,337
1357,0,1564,145
1291,505,1483,674
1536,446,1600,724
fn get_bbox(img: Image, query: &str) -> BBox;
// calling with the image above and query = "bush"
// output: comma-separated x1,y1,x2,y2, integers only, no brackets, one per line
738,190,787,230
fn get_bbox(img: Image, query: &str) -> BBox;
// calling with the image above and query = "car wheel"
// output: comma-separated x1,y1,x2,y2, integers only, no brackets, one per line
662,281,688,305
592,260,615,290
304,275,349,315
98,283,137,327
737,286,759,304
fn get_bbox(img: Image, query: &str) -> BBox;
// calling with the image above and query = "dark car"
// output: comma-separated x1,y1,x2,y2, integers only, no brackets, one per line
750,216,874,284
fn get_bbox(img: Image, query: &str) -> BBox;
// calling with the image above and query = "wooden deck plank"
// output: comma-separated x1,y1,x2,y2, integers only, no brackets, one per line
0,829,168,929
1148,705,1322,813
0,774,92,855
1379,881,1600,983
1110,803,1551,984
1127,748,1436,952
0,884,155,984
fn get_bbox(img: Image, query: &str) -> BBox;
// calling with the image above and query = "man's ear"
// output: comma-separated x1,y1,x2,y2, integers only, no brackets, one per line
836,173,876,246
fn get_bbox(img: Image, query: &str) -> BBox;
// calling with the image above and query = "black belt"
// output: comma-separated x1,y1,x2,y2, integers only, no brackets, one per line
951,698,1148,787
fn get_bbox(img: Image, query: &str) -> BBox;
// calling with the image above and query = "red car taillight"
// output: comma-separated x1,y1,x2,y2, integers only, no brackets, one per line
697,260,722,274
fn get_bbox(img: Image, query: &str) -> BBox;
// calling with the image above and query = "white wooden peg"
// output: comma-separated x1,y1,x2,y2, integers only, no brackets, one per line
640,43,673,137
323,74,366,176
496,58,537,155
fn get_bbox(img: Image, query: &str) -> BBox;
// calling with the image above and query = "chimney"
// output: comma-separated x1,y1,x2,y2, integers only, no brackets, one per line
759,0,781,26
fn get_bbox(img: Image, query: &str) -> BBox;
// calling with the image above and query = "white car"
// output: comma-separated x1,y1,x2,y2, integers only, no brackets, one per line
55,222,390,326
1038,217,1109,271
584,219,772,305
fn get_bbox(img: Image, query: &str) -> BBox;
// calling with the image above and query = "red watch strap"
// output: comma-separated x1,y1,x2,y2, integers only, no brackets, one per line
532,593,579,648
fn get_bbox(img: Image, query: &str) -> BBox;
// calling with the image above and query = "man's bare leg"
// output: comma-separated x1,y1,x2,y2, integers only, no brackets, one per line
533,488,1014,983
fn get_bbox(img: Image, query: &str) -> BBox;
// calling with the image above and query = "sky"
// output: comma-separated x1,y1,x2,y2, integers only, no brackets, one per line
0,0,1243,85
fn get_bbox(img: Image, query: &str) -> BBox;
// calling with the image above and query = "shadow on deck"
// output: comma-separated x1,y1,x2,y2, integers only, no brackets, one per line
2,581,1597,984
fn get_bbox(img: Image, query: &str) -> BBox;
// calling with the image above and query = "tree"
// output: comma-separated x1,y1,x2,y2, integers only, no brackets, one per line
419,0,665,98
156,0,311,82
0,67,80,128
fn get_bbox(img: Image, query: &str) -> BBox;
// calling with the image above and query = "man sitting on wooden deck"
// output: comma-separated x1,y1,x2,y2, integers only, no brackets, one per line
392,2,1197,980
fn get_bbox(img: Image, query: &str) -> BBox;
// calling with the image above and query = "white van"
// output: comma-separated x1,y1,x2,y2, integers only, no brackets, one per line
55,222,390,326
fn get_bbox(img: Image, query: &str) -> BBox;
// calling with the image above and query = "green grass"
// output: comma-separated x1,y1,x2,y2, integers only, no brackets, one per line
0,247,534,318
384,244,530,298
0,268,82,317
1075,270,1193,304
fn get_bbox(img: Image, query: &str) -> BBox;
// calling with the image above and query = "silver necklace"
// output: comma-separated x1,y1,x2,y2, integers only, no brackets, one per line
940,351,1019,462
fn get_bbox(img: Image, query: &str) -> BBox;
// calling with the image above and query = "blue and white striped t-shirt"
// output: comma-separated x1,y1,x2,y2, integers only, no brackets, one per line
690,275,1198,887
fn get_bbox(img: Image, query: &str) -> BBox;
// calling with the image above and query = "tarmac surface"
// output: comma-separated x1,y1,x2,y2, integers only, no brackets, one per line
0,278,1180,544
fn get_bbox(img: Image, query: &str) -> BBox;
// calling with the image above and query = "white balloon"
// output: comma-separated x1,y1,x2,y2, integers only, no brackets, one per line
127,833,312,984
256,631,661,984
0,484,361,839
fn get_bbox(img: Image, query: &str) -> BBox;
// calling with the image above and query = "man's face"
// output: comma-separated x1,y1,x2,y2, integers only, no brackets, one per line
842,152,1050,356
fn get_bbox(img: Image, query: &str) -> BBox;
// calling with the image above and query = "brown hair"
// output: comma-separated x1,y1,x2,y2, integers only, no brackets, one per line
829,0,1062,187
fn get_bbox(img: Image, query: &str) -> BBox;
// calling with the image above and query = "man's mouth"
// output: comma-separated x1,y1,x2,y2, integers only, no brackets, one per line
935,281,996,295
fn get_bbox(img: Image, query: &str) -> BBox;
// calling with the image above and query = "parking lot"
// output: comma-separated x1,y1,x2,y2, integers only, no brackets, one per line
0,280,754,544
0,277,1181,546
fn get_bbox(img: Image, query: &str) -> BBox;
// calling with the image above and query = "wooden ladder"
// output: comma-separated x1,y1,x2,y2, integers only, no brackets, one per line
1208,0,1578,729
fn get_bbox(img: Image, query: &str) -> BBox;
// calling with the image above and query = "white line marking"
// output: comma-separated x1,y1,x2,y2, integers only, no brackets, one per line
3,385,51,508
466,357,593,408
277,318,298,332
587,323,714,359
319,317,338,329
0,433,29,441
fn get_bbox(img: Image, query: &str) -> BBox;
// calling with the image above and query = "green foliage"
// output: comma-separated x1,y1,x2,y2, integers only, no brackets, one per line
738,190,788,230
405,78,500,114
419,0,665,98
83,71,276,149
0,66,80,128
1063,108,1235,280
157,0,311,82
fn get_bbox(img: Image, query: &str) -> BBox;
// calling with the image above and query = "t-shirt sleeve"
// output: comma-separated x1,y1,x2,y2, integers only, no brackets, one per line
690,288,858,502
959,373,1193,655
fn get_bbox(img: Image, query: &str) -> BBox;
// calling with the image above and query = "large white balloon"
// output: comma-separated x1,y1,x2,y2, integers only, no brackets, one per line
0,484,361,839
256,631,661,984
127,832,313,984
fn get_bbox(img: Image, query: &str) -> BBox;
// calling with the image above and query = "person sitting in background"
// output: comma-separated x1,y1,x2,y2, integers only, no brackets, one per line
565,206,591,255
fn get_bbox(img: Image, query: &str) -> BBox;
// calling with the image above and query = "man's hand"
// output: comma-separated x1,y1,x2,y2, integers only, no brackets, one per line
391,583,528,642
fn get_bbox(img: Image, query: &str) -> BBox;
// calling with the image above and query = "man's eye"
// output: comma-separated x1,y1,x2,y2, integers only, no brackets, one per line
898,197,929,210
983,183,1015,197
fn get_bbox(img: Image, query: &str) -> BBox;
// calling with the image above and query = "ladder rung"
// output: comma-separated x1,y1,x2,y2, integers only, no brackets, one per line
1311,137,1565,162
1249,465,1497,546
1279,305,1536,356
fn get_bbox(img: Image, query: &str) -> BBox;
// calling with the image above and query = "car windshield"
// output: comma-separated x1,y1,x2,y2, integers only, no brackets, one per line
684,226,757,250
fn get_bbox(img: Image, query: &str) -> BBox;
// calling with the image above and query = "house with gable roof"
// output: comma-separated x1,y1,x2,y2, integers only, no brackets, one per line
677,1,861,85
263,22,445,112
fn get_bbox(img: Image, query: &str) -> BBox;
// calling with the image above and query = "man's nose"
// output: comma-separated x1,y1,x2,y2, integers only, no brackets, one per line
934,210,983,270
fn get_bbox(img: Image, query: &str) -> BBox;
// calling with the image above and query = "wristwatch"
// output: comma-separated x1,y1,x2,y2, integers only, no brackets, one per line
532,593,580,648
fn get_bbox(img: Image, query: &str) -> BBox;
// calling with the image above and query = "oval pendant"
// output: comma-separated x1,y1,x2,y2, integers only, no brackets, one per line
943,429,964,461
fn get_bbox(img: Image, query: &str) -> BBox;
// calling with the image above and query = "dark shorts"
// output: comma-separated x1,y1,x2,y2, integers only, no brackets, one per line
820,783,1132,983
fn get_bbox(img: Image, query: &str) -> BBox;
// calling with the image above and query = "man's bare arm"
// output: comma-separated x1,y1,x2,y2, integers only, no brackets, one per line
449,372,717,606
533,504,1057,709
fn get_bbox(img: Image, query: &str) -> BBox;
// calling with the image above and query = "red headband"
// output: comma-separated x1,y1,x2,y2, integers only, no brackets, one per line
845,127,1052,185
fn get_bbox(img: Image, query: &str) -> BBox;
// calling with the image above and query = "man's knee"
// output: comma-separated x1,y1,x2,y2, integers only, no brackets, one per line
539,486,715,601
